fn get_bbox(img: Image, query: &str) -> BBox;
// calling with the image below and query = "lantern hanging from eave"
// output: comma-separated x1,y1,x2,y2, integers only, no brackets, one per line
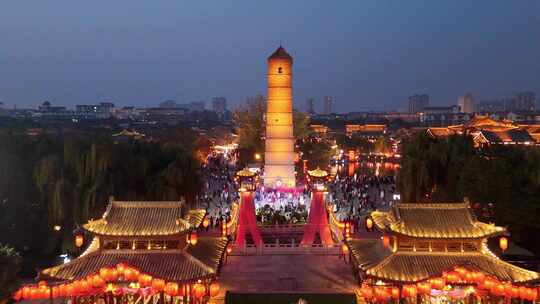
382,235,390,247
365,217,373,232
193,283,206,299
341,243,349,255
190,231,198,246
165,282,178,296
499,236,509,252
73,227,85,248
209,281,220,297
202,217,210,228
226,244,233,254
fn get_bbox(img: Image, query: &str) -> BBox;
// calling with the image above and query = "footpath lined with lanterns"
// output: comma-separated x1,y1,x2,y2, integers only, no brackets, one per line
13,199,229,304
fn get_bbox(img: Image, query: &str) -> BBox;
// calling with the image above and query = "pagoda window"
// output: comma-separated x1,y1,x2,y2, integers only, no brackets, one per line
431,242,446,252
463,242,478,252
447,242,461,252
416,241,430,252
102,241,117,250
165,240,180,249
148,241,167,250
133,240,147,250
118,241,131,249
398,240,414,251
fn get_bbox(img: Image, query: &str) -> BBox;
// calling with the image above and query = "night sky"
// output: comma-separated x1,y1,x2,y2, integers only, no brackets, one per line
1,1,539,112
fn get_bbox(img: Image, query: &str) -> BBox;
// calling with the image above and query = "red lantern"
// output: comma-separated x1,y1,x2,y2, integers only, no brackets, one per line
124,267,138,281
75,234,84,248
382,235,390,247
209,281,220,297
518,286,528,299
13,289,22,301
165,282,178,297
499,236,509,252
190,231,198,246
417,282,431,294
57,284,67,298
152,278,166,292
492,283,505,296
341,244,349,255
446,271,460,283
72,281,82,295
91,275,105,288
391,287,400,299
430,277,445,290
361,285,373,299
193,283,206,299
79,279,90,294
365,217,373,231
474,271,485,284
202,217,210,228
65,284,75,296
108,269,119,282
138,274,153,287
116,263,127,275
226,244,233,254
22,286,31,299
99,267,110,281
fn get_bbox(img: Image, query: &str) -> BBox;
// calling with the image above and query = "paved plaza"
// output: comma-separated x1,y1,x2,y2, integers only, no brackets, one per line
213,254,359,303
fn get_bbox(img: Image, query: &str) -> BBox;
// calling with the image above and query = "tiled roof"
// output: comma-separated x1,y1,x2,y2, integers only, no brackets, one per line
83,201,190,237
364,251,539,283
236,168,257,177
427,128,458,137
480,129,534,143
371,203,505,239
41,237,227,283
185,209,206,229
268,46,293,61
347,239,392,271
308,167,329,178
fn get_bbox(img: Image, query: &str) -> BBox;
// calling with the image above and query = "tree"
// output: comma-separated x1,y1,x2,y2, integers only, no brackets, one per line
234,97,311,165
0,244,21,302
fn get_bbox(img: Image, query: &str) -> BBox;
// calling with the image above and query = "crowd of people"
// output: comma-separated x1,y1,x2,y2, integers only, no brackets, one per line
200,151,399,237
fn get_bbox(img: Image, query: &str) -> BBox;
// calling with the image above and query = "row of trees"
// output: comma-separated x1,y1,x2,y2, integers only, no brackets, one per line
0,128,203,274
397,132,540,254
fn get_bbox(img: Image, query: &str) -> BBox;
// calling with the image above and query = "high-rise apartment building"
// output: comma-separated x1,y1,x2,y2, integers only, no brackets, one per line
408,94,430,113
458,93,475,113
306,97,315,114
323,96,333,114
212,97,227,113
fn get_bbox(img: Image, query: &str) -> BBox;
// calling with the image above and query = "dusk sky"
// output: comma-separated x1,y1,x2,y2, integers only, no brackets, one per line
1,1,539,112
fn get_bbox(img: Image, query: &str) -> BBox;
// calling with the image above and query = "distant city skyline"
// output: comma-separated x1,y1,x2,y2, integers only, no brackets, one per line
1,1,539,112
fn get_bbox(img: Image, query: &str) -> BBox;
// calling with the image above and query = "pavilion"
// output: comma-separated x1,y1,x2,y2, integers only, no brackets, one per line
348,202,539,302
14,199,227,303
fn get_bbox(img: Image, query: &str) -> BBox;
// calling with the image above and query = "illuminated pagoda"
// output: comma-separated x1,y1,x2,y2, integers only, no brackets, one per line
349,202,539,302
264,46,296,188
14,199,227,303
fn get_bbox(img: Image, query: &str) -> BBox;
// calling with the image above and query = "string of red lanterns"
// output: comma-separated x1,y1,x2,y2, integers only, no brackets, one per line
13,263,220,301
360,266,538,302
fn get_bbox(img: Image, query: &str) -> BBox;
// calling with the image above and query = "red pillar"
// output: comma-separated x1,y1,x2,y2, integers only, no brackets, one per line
301,191,333,246
235,191,263,247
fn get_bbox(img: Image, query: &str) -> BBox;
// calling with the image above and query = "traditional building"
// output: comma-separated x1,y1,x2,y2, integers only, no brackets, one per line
348,202,539,302
15,199,227,303
345,124,387,138
427,115,539,146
